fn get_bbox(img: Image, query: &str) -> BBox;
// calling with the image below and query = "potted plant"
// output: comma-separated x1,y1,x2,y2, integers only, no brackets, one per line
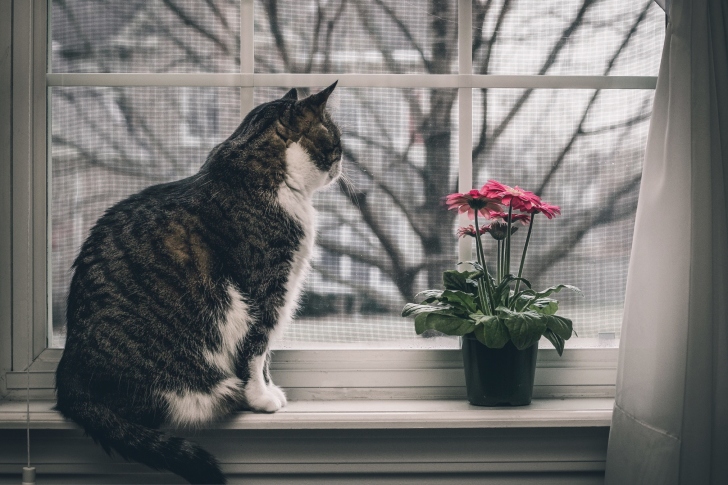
402,180,582,406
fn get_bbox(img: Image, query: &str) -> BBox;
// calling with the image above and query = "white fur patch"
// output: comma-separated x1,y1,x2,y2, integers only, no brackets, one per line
163,377,243,427
203,286,252,375
275,143,323,342
283,142,332,196
244,353,284,412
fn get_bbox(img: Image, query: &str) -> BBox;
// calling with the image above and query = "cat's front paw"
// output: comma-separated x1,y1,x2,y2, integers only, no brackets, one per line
245,386,283,413
268,383,288,407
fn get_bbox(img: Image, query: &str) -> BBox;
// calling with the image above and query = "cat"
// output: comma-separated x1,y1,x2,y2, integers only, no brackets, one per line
54,82,341,484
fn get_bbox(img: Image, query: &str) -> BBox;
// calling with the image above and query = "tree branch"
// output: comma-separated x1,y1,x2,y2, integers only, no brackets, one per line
530,174,642,279
535,0,653,195
473,0,599,160
260,0,293,71
371,0,431,70
161,0,231,56
473,0,513,156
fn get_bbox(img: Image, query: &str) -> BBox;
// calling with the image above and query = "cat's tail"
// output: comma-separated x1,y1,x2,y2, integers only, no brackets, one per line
55,383,225,484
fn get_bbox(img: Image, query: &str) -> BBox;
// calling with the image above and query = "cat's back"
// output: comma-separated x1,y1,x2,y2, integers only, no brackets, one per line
65,175,225,344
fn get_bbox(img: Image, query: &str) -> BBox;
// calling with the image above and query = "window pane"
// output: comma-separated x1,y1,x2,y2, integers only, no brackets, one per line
472,88,653,338
251,88,460,347
255,0,458,74
472,0,665,76
50,87,460,349
51,87,241,347
51,1,240,73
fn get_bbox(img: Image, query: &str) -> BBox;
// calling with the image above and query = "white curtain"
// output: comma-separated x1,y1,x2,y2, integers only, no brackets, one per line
605,0,728,483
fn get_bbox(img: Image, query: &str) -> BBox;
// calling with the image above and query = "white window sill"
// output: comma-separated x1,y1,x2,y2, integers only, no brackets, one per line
0,398,613,430
0,399,613,481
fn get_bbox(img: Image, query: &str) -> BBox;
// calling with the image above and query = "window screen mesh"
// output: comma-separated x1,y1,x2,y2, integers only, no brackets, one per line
48,0,665,348
51,0,240,73
472,0,664,76
472,88,653,338
254,88,459,344
254,0,458,74
51,87,241,347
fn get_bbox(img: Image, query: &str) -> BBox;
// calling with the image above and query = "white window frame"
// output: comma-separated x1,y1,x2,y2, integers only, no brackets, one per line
0,0,657,400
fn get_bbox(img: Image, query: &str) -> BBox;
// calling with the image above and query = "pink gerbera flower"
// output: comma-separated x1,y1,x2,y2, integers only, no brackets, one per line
457,225,489,238
480,180,541,212
445,190,502,220
533,201,561,219
490,211,531,225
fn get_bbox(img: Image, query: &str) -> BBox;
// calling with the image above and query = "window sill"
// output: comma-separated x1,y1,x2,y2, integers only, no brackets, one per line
0,397,613,430
0,398,613,482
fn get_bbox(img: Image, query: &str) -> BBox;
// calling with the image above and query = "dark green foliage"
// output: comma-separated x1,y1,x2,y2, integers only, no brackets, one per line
403,268,581,356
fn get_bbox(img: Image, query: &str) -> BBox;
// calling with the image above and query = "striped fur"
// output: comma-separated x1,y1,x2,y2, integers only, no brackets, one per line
55,83,341,484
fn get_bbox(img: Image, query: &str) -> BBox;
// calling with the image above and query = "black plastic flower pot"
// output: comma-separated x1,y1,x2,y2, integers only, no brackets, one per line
461,333,538,406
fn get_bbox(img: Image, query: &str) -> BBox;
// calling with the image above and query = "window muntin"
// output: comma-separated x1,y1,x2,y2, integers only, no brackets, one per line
46,1,665,350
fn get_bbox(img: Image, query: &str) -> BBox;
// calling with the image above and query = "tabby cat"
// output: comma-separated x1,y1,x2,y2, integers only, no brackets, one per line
55,83,341,484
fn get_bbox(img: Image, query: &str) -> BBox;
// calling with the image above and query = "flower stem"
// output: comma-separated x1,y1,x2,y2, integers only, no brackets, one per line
496,240,502,283
514,214,535,296
506,204,513,277
473,212,496,314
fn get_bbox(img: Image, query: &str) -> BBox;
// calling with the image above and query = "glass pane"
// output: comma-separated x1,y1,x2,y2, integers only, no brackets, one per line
51,87,460,349
472,0,665,76
472,88,654,339
51,1,240,73
51,87,241,347
251,88,459,346
255,0,458,74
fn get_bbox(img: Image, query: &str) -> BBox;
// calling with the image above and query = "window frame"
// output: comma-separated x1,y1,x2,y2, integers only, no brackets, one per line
0,0,657,400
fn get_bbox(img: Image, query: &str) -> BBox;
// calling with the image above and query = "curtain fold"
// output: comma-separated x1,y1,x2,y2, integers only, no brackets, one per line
605,0,728,483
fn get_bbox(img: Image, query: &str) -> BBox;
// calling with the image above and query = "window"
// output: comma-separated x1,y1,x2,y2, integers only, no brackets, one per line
1,0,665,399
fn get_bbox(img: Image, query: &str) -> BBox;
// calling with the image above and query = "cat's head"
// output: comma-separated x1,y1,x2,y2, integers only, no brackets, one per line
219,82,342,194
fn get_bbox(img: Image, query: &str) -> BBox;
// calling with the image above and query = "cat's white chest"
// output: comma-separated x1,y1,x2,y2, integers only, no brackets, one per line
275,190,315,339
274,143,321,339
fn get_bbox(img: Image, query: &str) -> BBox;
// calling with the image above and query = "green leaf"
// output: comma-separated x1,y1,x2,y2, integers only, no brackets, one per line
497,307,546,350
401,303,449,318
543,328,565,356
443,270,478,293
542,314,574,340
414,313,430,334
440,290,478,314
534,284,583,299
419,313,475,336
491,274,531,307
513,290,537,311
415,289,444,303
529,298,559,315
473,315,509,348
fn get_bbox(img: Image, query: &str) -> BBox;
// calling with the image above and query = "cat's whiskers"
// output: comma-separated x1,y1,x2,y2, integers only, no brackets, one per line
337,169,362,212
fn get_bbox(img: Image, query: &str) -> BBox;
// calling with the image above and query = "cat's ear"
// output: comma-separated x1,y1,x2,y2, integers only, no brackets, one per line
283,88,298,101
301,81,337,116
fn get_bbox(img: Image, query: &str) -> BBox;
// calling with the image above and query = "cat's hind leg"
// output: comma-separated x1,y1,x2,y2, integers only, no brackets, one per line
162,376,246,428
243,352,285,412
264,350,288,407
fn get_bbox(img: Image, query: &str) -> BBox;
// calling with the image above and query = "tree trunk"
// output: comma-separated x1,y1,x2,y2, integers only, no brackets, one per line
422,0,458,289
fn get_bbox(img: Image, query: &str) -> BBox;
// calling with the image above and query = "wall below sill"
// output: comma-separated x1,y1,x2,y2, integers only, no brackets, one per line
0,398,612,484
